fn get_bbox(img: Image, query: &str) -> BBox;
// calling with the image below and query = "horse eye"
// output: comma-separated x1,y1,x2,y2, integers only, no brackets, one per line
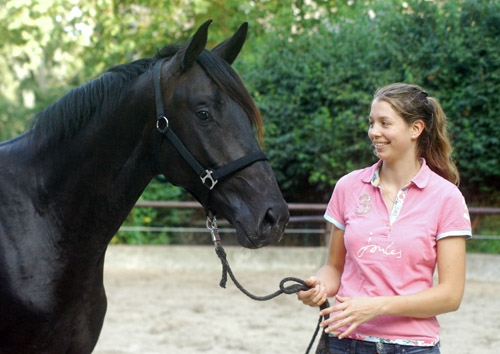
196,111,212,121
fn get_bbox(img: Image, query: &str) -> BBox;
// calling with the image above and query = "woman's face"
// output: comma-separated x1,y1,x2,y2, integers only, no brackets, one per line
368,99,416,163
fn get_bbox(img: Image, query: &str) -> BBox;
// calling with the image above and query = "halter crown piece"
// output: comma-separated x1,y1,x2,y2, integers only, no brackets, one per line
152,58,268,216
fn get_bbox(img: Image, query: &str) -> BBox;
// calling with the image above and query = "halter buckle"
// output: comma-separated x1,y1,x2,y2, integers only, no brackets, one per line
200,170,218,190
156,115,169,134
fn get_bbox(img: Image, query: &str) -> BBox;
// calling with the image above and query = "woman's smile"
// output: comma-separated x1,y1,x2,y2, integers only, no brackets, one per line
373,141,390,150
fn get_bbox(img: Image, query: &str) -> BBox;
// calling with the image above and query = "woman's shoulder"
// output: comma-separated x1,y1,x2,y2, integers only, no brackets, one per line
426,168,462,194
422,169,468,208
414,159,461,195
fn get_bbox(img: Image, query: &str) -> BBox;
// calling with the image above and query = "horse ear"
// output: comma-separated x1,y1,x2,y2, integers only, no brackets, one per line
179,19,212,71
156,20,211,106
211,22,248,65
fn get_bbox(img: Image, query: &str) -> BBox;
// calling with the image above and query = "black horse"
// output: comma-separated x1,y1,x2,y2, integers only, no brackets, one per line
0,21,289,353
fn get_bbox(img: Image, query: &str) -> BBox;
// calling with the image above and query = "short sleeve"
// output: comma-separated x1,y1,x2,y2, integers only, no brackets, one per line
436,187,472,240
324,176,348,230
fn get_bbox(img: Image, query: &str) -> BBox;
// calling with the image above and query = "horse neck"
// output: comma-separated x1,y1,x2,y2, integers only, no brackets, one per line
32,73,156,249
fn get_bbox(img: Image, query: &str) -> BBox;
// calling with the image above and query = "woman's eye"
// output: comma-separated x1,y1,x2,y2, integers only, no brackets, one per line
196,111,212,121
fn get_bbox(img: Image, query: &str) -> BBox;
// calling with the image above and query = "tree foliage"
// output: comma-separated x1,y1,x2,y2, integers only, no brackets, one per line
238,0,500,204
1,0,499,211
0,0,352,139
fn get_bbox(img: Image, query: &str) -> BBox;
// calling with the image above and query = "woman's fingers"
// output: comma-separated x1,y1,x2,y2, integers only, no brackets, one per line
305,276,320,288
337,323,358,339
297,284,327,307
311,285,326,304
320,296,380,339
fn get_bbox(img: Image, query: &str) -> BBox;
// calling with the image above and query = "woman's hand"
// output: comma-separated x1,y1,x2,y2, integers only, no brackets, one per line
297,276,328,307
320,295,386,339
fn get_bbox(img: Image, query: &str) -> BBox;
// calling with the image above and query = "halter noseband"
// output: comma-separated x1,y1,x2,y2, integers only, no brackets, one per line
153,58,268,216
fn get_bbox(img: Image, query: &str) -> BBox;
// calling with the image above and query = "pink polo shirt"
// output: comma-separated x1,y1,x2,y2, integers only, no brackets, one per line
324,159,471,346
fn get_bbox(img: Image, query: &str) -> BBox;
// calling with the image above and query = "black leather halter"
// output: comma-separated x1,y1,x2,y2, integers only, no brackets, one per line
153,58,268,215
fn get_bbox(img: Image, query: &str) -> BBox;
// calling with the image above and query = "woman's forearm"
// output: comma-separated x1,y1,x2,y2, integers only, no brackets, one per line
297,227,346,307
379,282,464,318
319,226,346,297
322,282,465,338
381,236,466,318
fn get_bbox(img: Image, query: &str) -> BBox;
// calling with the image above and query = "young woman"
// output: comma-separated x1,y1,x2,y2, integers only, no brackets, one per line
298,83,471,353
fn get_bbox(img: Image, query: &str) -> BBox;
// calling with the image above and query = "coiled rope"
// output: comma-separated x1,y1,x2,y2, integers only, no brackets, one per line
208,217,330,353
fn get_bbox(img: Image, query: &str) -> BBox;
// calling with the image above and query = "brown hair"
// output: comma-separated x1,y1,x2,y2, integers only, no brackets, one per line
373,83,459,185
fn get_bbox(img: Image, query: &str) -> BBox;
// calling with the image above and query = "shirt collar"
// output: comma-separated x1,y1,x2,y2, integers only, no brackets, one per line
412,158,431,189
361,158,431,189
361,161,382,185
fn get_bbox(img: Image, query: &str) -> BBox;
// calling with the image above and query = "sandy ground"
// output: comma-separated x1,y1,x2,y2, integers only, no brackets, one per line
92,246,500,354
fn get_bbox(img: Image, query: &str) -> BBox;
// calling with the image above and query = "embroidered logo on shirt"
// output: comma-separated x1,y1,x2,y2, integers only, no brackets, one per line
355,194,371,215
357,237,402,259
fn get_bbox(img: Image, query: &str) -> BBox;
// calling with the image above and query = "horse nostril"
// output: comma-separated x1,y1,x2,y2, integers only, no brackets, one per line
262,207,277,231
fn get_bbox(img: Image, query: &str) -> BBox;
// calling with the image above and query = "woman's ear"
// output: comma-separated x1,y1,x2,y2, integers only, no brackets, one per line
411,120,425,140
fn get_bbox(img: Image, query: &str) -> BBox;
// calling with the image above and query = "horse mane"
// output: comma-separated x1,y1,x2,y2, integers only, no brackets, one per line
28,56,153,146
29,43,263,146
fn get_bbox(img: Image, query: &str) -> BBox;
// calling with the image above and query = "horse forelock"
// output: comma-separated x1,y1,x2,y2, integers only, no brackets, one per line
154,44,182,61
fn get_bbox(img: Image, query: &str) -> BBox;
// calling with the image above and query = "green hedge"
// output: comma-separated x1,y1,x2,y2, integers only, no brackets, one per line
238,0,500,205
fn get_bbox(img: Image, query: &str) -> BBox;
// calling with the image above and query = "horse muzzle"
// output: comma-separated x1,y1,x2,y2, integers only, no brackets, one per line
233,201,289,249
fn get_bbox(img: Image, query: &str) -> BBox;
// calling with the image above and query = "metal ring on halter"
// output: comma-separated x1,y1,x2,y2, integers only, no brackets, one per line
156,115,169,134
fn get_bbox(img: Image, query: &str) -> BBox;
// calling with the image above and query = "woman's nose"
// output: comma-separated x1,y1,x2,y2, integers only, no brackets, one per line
368,125,379,138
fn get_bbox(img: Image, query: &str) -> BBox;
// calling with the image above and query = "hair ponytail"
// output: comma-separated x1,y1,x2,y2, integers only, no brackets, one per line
421,97,459,185
374,83,460,185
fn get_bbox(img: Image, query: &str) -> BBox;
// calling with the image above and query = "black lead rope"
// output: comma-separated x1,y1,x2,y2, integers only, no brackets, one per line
207,217,331,354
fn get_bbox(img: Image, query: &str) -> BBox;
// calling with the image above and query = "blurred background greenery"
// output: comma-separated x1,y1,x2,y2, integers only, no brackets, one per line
1,0,498,251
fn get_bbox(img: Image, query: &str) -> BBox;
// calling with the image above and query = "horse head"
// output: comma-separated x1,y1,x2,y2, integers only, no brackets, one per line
150,21,289,248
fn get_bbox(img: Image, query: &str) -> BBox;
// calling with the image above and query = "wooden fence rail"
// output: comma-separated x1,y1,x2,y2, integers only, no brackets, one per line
120,201,500,240
134,201,500,214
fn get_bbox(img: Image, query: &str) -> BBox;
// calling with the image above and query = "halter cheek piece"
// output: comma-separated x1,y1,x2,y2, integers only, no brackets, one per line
152,58,268,216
